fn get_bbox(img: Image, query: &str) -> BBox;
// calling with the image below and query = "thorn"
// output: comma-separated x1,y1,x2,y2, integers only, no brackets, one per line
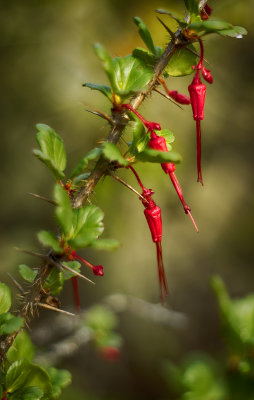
110,173,148,202
153,87,183,110
14,247,46,260
37,302,76,317
184,43,211,67
85,108,113,125
53,260,95,285
7,273,25,294
156,17,175,41
28,192,57,205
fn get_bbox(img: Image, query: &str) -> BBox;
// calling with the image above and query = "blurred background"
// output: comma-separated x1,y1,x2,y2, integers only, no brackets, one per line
0,0,253,398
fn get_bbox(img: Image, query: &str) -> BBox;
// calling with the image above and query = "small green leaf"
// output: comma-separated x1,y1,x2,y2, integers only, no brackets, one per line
83,83,112,101
132,47,158,68
184,0,199,18
165,44,197,76
102,143,128,166
46,367,71,399
88,239,120,251
0,313,24,336
69,205,104,249
85,306,117,331
218,25,247,38
73,172,91,185
155,129,175,150
133,16,156,55
6,361,30,393
13,386,43,400
62,261,81,280
37,231,62,253
0,282,12,313
188,20,233,34
136,148,182,164
129,120,149,155
94,43,114,85
44,267,64,296
70,148,102,178
54,184,73,237
18,265,37,284
7,330,35,363
33,124,66,181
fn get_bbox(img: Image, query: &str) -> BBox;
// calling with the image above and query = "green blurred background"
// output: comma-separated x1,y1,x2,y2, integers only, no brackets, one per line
1,0,253,398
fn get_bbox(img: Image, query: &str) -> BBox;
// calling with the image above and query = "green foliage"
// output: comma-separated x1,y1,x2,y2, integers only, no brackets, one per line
54,185,73,237
136,148,182,164
184,0,200,20
94,44,153,100
87,238,120,251
18,265,37,284
82,83,112,101
37,231,62,253
102,142,128,166
133,16,160,57
71,148,102,178
0,313,24,336
128,120,149,155
165,45,197,77
61,261,81,280
0,282,12,313
33,124,67,181
188,20,247,37
7,330,35,363
46,367,71,399
44,267,64,296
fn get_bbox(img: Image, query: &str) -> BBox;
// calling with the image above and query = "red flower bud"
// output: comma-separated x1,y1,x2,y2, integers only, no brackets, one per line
100,346,120,361
202,66,213,84
201,4,213,20
92,265,104,276
168,90,191,105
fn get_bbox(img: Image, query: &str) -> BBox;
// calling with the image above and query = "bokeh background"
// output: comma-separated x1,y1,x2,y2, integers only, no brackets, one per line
1,0,253,398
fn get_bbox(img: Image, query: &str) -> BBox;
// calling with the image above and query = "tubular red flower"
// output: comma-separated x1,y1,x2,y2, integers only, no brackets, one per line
121,103,161,131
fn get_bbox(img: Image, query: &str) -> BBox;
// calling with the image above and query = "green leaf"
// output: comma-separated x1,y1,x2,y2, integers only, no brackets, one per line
7,330,35,363
133,16,156,55
62,261,81,280
44,267,64,296
46,367,71,399
73,172,91,185
165,44,197,76
102,143,128,166
218,25,247,38
128,120,148,155
155,129,175,150
83,83,112,101
184,0,199,17
136,148,182,164
0,282,12,313
188,20,233,34
6,361,30,393
0,313,24,335
13,386,43,400
85,306,117,331
18,265,37,284
70,148,102,178
88,239,120,251
132,47,158,68
69,205,104,249
37,231,62,253
111,55,153,97
24,364,52,396
94,43,114,86
54,184,73,237
33,124,66,181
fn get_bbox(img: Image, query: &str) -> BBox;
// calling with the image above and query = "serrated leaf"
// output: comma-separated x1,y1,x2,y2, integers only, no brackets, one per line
33,124,66,181
88,239,120,251
0,282,12,313
83,83,112,101
102,143,128,166
37,231,62,253
218,25,247,38
136,148,182,164
6,361,30,393
166,44,197,76
133,16,156,55
132,47,158,68
46,367,71,399
111,55,153,97
69,205,104,249
54,184,73,237
155,129,175,150
62,261,81,280
7,330,35,363
70,148,102,178
18,265,37,284
14,386,43,400
44,267,64,296
188,20,233,34
0,313,24,335
24,364,52,395
129,121,149,155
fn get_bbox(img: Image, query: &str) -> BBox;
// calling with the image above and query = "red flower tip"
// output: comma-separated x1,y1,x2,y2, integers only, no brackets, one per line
149,122,161,131
93,265,104,276
202,67,213,84
168,90,191,105
100,346,120,362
